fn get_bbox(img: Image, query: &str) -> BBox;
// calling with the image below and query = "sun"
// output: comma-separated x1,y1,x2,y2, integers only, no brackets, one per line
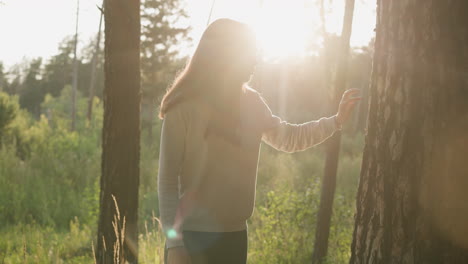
251,0,321,59
244,0,376,60
188,0,375,61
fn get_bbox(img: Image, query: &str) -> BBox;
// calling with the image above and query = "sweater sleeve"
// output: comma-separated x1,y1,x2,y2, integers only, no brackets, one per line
259,97,339,153
157,107,186,248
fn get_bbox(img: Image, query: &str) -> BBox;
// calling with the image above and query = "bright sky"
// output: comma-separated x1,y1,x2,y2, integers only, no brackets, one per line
0,0,375,70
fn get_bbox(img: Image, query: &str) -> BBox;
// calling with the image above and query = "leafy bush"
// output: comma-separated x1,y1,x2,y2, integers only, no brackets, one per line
0,90,102,228
0,92,18,143
247,141,362,263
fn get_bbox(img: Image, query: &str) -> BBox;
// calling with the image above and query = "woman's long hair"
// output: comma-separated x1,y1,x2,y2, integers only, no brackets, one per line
159,18,257,119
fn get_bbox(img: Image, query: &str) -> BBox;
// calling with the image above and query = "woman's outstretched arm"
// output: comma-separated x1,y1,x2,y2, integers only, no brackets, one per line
260,89,361,153
262,114,339,153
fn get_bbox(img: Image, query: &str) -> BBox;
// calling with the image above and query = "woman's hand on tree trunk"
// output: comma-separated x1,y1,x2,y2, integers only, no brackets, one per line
336,89,362,126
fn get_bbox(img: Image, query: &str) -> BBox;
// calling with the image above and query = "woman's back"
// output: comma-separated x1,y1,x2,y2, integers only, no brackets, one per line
158,88,269,238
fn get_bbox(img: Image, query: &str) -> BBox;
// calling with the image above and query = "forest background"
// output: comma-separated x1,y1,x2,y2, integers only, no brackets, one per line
0,0,373,262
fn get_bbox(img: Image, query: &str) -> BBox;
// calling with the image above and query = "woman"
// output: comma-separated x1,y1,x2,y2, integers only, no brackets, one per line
158,18,361,264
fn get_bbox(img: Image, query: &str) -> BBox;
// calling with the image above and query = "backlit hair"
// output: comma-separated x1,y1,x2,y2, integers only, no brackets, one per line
159,18,256,119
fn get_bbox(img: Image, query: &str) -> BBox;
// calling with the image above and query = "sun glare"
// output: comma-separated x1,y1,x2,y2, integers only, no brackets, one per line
188,0,375,61
252,0,320,59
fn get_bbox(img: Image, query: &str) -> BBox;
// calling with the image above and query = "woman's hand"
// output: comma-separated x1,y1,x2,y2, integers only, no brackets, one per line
167,246,191,264
336,89,362,126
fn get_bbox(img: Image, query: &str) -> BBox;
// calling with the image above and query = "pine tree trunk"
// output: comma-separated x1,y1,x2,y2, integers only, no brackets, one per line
312,0,355,263
354,79,369,134
87,1,104,123
350,1,468,263
71,0,80,131
97,0,141,263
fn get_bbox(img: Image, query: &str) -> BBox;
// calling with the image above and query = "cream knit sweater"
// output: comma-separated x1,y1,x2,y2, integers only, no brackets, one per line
158,88,339,248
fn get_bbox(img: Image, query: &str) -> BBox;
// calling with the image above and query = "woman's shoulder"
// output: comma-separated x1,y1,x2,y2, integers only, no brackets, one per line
243,85,261,98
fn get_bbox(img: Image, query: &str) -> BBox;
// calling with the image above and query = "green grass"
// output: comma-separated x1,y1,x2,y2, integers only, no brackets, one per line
0,219,94,264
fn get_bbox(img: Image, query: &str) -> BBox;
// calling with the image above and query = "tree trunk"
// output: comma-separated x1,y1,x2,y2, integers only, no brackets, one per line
71,0,80,131
87,1,104,123
350,1,468,263
97,0,141,263
146,72,157,147
354,77,369,134
312,0,355,263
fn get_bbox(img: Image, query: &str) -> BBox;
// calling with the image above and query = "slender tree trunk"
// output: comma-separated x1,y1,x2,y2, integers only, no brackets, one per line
206,0,216,26
97,0,141,263
354,77,369,134
350,1,468,263
146,73,157,147
87,1,104,124
312,0,355,263
318,0,332,118
71,0,80,131
147,100,155,146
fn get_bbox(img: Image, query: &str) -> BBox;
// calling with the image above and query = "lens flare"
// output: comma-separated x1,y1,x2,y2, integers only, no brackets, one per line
167,229,178,239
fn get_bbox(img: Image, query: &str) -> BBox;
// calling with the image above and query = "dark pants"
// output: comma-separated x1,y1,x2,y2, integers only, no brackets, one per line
164,230,248,264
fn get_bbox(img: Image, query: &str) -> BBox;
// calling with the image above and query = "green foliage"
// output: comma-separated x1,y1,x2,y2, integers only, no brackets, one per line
140,0,190,101
4,35,105,123
41,85,103,132
41,37,75,97
0,219,94,263
139,139,161,225
19,58,44,117
0,62,7,91
141,0,191,85
0,92,35,158
246,144,361,264
0,219,167,264
0,92,18,143
249,183,321,263
0,90,102,228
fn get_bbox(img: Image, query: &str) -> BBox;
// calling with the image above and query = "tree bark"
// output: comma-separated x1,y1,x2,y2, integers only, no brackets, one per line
312,0,355,263
350,1,468,263
87,1,104,123
97,0,141,263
